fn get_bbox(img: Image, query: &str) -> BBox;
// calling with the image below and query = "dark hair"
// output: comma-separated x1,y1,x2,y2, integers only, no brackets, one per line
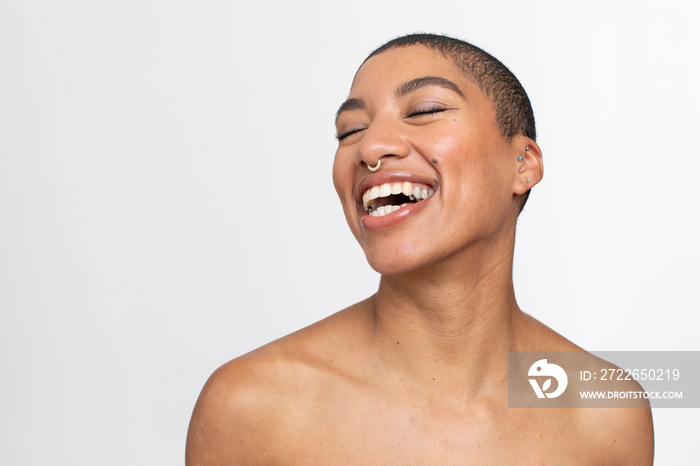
365,33,536,141
364,33,536,211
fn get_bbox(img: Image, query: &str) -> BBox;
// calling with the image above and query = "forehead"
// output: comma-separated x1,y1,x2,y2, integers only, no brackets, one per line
353,46,457,87
348,45,489,107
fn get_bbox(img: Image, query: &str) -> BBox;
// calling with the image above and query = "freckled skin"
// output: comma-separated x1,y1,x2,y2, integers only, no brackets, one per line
186,46,654,465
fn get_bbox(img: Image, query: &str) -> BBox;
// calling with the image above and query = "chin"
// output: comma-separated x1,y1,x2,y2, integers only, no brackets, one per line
365,258,410,276
362,242,436,276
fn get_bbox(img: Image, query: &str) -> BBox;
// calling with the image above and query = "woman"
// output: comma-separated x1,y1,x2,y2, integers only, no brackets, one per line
186,33,653,464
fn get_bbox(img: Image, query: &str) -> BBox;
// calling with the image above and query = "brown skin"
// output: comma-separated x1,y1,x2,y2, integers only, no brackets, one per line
186,46,654,465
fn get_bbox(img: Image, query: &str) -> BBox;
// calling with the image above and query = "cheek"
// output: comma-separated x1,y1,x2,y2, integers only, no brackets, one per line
432,129,509,212
332,151,365,243
331,149,352,200
425,128,478,182
423,120,481,165
424,123,467,154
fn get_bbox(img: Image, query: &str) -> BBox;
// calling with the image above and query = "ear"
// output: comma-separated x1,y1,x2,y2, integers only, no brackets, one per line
512,139,543,195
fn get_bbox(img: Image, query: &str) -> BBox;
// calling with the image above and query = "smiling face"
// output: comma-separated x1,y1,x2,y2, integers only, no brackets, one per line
333,45,538,275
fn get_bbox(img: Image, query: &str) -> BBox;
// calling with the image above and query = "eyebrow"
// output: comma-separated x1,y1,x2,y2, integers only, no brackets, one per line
335,75,465,123
395,76,465,99
335,97,366,123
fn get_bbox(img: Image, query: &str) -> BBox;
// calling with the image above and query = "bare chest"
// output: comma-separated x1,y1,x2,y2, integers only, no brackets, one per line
270,394,590,465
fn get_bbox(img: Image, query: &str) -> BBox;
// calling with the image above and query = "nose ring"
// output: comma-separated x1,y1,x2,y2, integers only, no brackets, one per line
366,159,381,172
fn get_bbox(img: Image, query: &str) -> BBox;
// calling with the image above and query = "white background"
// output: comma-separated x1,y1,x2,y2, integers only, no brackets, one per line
1,0,698,464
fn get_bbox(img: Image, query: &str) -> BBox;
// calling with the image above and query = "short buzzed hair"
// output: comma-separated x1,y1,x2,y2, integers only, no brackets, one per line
365,33,536,142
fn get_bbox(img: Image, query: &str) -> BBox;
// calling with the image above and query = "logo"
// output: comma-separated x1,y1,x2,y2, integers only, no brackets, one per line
528,359,568,398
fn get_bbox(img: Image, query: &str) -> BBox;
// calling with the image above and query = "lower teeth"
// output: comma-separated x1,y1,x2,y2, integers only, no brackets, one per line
369,204,403,217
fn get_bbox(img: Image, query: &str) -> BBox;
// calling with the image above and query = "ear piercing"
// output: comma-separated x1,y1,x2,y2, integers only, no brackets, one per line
518,147,530,162
520,147,532,178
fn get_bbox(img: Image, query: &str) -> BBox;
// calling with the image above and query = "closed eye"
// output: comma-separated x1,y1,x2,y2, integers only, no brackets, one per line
335,126,366,141
337,105,448,140
406,105,448,118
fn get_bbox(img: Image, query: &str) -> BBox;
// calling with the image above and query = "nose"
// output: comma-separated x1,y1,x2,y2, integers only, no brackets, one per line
354,118,410,169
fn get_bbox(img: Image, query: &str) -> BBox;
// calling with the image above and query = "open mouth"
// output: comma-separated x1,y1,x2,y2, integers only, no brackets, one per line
361,181,435,217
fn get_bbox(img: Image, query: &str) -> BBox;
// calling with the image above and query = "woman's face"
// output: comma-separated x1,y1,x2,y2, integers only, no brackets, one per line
333,45,532,275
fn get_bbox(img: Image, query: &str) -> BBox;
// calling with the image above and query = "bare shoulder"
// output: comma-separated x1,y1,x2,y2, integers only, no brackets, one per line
573,404,654,465
575,353,655,464
185,305,366,465
515,310,584,351
185,348,288,465
516,311,654,464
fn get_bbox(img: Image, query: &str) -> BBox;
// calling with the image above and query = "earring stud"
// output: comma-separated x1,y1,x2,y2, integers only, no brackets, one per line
517,156,523,162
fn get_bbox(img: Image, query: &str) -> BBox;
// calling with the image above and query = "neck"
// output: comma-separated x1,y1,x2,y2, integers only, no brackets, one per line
368,235,522,393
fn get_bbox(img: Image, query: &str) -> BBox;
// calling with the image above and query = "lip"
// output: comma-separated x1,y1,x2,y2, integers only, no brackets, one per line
360,194,433,230
355,171,438,231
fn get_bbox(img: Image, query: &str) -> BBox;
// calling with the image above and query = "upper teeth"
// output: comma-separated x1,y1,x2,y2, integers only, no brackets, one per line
361,181,435,216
